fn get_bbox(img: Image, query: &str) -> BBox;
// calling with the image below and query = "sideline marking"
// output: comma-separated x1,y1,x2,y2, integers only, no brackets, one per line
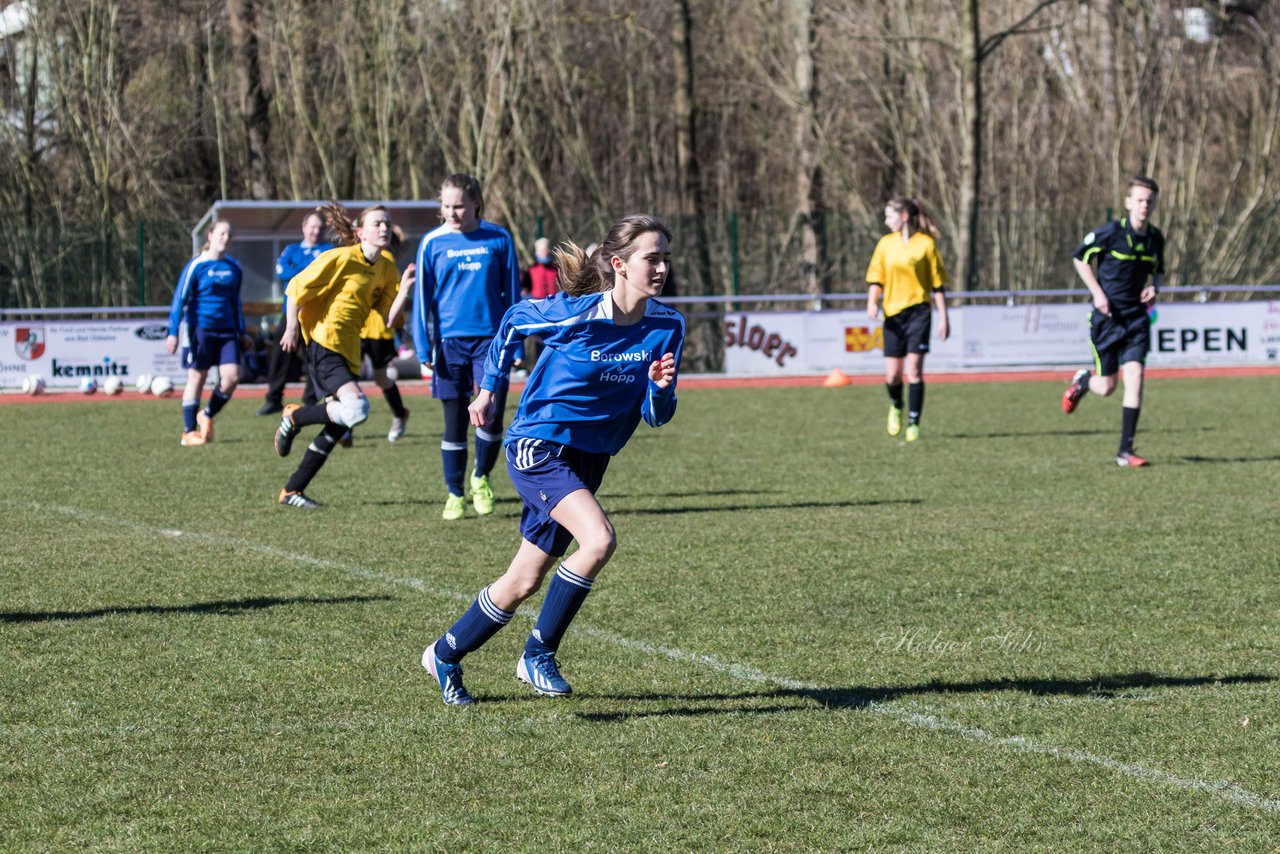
7,498,1279,814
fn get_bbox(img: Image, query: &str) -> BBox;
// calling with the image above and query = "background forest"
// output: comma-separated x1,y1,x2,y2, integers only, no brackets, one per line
1,0,1278,319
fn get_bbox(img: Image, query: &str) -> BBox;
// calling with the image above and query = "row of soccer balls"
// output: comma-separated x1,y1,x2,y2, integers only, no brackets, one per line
20,374,176,397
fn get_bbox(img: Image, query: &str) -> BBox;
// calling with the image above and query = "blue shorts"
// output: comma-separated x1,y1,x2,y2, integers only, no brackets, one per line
182,329,241,371
506,438,610,557
432,336,501,400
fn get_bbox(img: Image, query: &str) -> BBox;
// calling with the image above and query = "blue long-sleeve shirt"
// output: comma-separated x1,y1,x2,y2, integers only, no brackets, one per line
482,291,685,456
410,222,521,358
168,256,245,342
275,241,334,317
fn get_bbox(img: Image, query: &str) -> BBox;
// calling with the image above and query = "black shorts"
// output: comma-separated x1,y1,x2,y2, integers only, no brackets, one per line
306,341,358,398
1089,309,1149,376
361,337,398,369
883,303,932,358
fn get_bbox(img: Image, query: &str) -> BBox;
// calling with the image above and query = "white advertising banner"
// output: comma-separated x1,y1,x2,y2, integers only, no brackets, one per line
0,319,183,388
723,300,1279,375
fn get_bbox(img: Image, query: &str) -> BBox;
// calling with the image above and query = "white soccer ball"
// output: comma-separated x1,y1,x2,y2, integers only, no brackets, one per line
151,375,175,398
79,377,99,395
22,374,46,395
135,373,153,393
385,364,399,381
103,376,123,396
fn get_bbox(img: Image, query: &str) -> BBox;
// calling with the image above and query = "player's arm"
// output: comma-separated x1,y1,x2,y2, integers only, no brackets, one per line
642,331,684,428
1071,257,1110,316
382,263,415,330
932,288,950,341
865,239,886,320
166,260,196,354
411,239,435,371
866,284,883,320
1141,273,1163,307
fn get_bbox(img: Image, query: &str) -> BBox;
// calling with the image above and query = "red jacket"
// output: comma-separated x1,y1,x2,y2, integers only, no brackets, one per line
524,262,559,299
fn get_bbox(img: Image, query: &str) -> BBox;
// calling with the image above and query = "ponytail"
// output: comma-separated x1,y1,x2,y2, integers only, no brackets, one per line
319,201,394,250
888,197,941,241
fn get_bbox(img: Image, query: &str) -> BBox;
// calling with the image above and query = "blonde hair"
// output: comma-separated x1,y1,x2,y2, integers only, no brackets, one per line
887,197,941,241
555,215,674,297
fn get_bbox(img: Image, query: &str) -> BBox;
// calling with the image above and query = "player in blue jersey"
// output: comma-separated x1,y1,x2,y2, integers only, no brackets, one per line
1062,176,1166,467
421,214,684,706
410,174,522,520
259,211,333,415
166,220,254,446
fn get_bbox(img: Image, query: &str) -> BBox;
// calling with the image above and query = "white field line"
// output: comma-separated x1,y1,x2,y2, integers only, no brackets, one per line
6,499,1279,814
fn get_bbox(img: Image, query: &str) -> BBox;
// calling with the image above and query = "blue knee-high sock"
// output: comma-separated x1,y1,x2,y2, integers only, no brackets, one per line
474,427,503,478
441,441,467,496
436,586,513,663
205,388,232,417
525,565,594,656
182,399,199,432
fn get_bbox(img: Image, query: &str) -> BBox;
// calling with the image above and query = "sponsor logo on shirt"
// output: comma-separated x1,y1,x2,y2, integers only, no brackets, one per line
590,349,651,362
598,364,636,384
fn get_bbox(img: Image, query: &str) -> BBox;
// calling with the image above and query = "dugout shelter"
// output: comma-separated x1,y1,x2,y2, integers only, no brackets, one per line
191,200,441,308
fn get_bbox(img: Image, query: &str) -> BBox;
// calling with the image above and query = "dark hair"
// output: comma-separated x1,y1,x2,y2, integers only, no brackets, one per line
555,215,674,297
319,201,398,251
1127,176,1160,195
887,197,940,241
441,173,484,222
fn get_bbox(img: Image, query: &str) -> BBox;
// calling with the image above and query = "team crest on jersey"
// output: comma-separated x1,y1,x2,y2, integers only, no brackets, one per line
15,327,45,360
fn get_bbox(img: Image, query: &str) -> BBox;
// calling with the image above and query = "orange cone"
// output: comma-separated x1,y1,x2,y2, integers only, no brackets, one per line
823,369,852,387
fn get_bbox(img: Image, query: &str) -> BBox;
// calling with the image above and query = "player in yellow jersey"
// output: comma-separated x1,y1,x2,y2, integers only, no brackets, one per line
272,202,414,508
865,197,951,442
358,305,411,443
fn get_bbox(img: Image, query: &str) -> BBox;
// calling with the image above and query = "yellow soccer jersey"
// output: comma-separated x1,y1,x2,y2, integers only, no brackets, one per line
865,232,949,318
287,245,400,372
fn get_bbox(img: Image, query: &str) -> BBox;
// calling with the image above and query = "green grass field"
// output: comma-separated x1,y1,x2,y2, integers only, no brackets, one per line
2,378,1278,851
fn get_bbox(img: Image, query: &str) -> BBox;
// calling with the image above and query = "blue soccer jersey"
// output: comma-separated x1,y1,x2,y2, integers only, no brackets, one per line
168,256,246,341
276,241,335,286
410,222,521,356
481,292,685,456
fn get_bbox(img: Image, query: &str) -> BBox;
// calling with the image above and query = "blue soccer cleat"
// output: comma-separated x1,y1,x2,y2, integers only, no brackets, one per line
422,641,475,706
517,651,572,697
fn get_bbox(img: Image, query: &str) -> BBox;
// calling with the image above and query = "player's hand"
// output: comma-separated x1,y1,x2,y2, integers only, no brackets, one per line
648,352,676,389
1140,285,1157,306
938,316,950,342
866,302,879,321
1093,294,1111,316
419,362,433,379
400,263,415,294
280,324,300,353
468,388,494,427
164,335,178,355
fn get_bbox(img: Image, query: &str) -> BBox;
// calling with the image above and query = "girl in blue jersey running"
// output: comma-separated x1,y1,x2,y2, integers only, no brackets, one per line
421,214,684,706
410,174,522,521
166,220,254,446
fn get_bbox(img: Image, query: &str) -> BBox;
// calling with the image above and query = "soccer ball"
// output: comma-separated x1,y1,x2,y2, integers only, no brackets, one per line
135,373,153,393
103,376,123,396
386,364,399,381
79,377,99,395
151,375,175,398
22,375,46,395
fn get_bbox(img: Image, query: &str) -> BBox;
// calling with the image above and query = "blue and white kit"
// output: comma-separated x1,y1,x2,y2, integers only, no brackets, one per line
168,256,246,343
481,291,685,456
409,222,521,358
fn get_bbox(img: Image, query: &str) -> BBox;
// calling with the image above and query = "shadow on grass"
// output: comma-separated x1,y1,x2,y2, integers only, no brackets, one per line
1175,454,1280,465
574,671,1275,722
944,426,1212,440
2,594,392,624
607,498,922,516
